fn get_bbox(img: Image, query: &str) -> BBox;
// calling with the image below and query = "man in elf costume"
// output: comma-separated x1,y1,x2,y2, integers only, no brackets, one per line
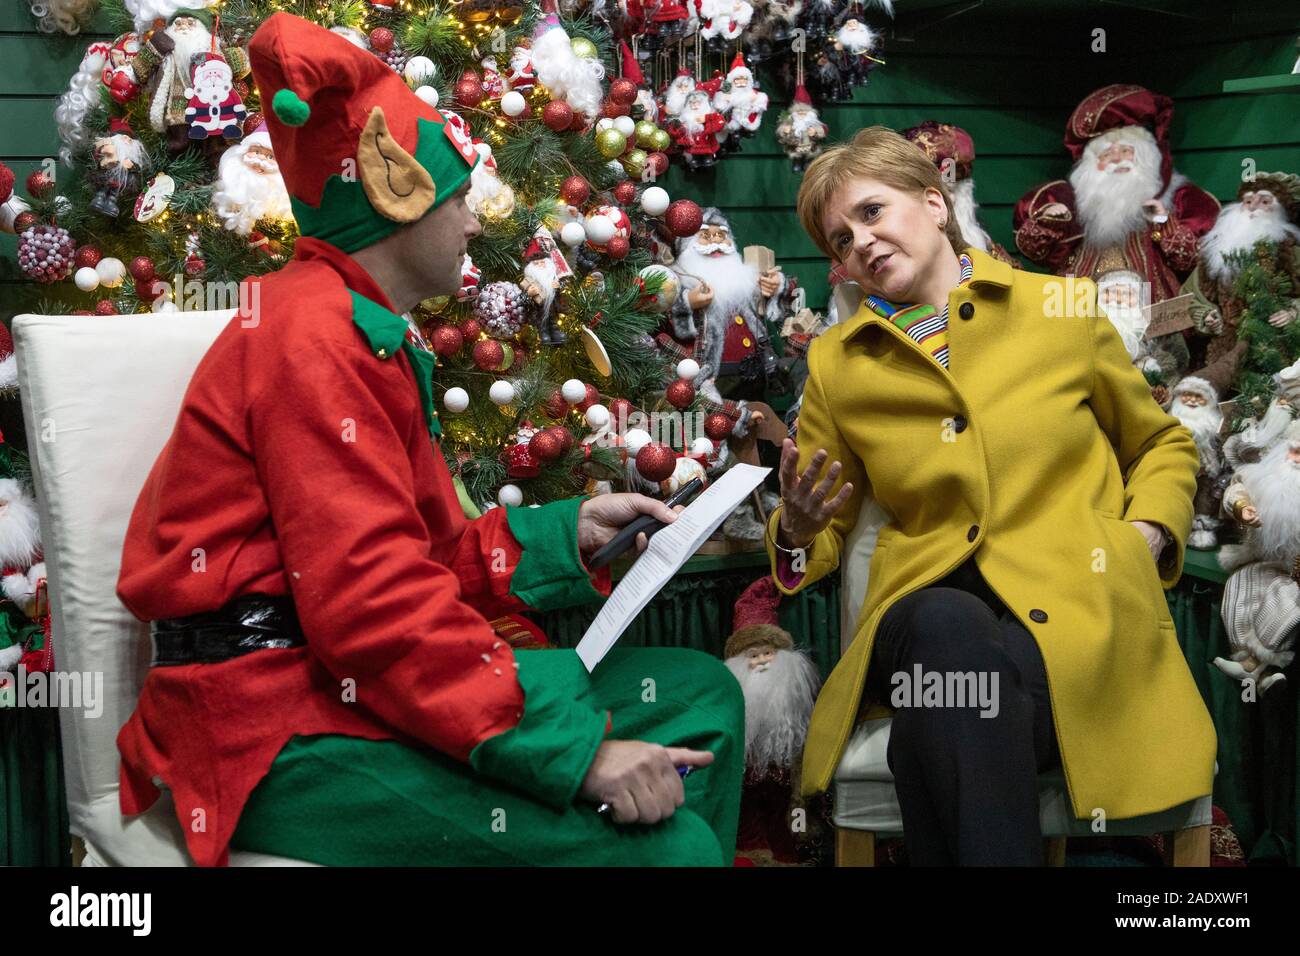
114,13,743,868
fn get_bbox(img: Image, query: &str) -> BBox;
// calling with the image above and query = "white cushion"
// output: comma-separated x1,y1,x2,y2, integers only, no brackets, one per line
832,717,1212,837
13,310,317,867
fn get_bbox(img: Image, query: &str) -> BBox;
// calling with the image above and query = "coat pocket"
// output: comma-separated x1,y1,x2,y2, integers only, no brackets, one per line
1093,510,1165,627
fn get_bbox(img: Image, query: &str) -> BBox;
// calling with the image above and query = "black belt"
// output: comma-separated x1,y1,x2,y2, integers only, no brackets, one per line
150,593,306,667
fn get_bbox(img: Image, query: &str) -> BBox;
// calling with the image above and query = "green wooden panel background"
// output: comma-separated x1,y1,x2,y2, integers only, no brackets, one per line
1,2,1298,311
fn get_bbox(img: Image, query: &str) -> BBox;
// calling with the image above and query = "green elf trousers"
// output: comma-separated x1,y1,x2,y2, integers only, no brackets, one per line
230,647,745,866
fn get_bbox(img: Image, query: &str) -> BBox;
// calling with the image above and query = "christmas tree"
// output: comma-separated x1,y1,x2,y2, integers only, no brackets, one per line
6,0,718,512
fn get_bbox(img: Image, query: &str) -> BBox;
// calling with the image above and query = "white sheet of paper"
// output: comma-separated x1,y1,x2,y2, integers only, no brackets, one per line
576,463,772,672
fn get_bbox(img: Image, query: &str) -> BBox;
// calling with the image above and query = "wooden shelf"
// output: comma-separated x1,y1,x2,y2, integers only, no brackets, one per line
1221,73,1300,94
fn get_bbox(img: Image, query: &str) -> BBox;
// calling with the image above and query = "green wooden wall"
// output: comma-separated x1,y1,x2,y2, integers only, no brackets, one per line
2,2,1298,316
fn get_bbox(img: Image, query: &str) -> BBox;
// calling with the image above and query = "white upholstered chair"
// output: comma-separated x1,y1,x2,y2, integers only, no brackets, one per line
830,495,1213,866
13,310,318,866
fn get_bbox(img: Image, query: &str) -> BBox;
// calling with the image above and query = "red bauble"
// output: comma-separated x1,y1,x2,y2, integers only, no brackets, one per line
568,109,588,132
528,428,564,464
503,443,541,478
472,338,505,371
128,255,155,282
636,442,677,482
704,412,734,441
459,318,484,341
430,325,464,357
647,151,670,177
665,199,703,237
553,426,575,455
25,170,55,199
134,277,161,301
612,180,636,205
74,246,102,269
608,397,636,429
12,211,38,233
93,299,118,315
544,389,568,419
184,255,205,277
0,163,12,204
579,383,601,412
665,379,695,409
602,98,630,118
608,78,638,105
455,74,485,107
560,175,590,206
368,27,394,53
542,100,574,132
605,236,630,260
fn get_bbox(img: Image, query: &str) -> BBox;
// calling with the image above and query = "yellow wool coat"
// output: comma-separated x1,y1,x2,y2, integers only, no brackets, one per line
767,247,1217,820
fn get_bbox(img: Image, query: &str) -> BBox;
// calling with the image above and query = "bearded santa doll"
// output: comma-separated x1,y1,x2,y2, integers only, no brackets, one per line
1167,376,1227,549
774,84,827,173
88,118,151,218
668,88,727,170
1014,85,1219,302
831,13,880,88
1215,421,1300,695
1182,172,1300,396
530,17,604,123
126,3,250,154
660,68,696,125
0,474,47,676
211,123,292,235
715,52,768,138
520,233,567,346
901,121,1018,267
695,0,754,45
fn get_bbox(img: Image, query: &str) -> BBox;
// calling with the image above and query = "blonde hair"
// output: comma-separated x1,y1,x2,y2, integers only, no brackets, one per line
796,125,968,261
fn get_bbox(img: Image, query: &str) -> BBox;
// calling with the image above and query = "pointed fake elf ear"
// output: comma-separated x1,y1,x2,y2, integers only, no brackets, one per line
358,106,436,223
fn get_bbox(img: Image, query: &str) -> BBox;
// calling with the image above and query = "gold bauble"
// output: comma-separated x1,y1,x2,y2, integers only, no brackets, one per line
570,36,598,59
596,127,628,159
621,148,648,178
634,120,657,148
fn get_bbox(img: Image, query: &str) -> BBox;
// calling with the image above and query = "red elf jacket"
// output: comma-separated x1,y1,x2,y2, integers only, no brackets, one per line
115,237,613,866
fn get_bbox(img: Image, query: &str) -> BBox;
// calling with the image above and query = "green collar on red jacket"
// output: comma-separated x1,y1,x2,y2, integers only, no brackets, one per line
347,289,442,439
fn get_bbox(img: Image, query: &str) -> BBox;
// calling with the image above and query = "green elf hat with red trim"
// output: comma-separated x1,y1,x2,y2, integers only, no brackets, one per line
248,12,479,254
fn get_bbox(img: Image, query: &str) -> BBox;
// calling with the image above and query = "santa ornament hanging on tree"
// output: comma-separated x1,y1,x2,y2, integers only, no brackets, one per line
774,84,826,173
715,52,768,139
1166,376,1227,550
667,88,727,170
88,118,151,218
211,122,292,235
183,51,248,141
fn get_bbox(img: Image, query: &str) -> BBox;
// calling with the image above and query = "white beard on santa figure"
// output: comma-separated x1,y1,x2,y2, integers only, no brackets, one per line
724,647,821,773
522,256,558,312
675,232,760,318
663,76,695,117
1199,199,1300,285
1233,438,1300,567
1169,392,1224,475
0,479,42,571
212,135,292,235
1069,127,1165,248
55,44,108,165
680,93,716,135
835,19,877,54
949,178,993,253
530,24,604,120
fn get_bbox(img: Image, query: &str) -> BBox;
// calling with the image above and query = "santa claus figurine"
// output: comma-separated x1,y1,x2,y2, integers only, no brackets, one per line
715,52,768,139
660,68,696,125
1014,84,1219,303
1215,420,1300,695
89,117,151,218
504,42,535,95
1182,172,1300,396
775,84,827,173
520,231,569,346
128,4,250,153
667,88,727,170
831,12,880,88
696,0,754,45
184,51,247,141
1167,376,1226,550
211,122,292,235
902,121,1019,267
666,206,789,437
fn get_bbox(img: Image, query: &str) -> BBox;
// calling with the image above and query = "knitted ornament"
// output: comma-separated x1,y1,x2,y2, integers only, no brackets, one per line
474,281,527,338
636,442,677,482
502,442,540,478
528,427,565,463
18,224,76,283
665,379,695,409
430,324,464,356
74,245,102,269
665,199,703,237
560,175,590,206
705,412,734,441
542,100,574,132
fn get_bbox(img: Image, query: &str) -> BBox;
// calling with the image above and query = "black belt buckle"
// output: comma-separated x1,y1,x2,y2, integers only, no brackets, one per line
150,593,306,667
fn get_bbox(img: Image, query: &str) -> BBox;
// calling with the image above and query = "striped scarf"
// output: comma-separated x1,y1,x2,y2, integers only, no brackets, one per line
863,253,973,369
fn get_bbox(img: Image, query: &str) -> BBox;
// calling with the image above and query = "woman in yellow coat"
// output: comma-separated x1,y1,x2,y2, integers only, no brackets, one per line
767,127,1216,864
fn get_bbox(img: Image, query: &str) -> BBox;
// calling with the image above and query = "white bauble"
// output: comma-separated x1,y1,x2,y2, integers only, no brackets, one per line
560,221,586,246
676,358,700,381
500,90,526,116
443,386,470,413
489,379,516,406
95,257,125,287
152,296,177,313
595,117,615,133
584,404,610,429
625,427,652,455
497,483,524,507
74,266,100,291
640,185,670,216
403,56,436,85
561,378,587,404
613,115,636,137
691,436,715,457
414,85,439,108
584,214,614,244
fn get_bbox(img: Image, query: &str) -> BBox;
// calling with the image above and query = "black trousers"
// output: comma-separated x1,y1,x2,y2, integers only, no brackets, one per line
864,557,1062,865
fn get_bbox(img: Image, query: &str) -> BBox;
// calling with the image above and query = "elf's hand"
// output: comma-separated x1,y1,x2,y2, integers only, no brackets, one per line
577,493,683,563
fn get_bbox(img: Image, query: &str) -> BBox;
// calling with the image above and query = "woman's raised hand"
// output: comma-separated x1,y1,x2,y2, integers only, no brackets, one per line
776,438,855,551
